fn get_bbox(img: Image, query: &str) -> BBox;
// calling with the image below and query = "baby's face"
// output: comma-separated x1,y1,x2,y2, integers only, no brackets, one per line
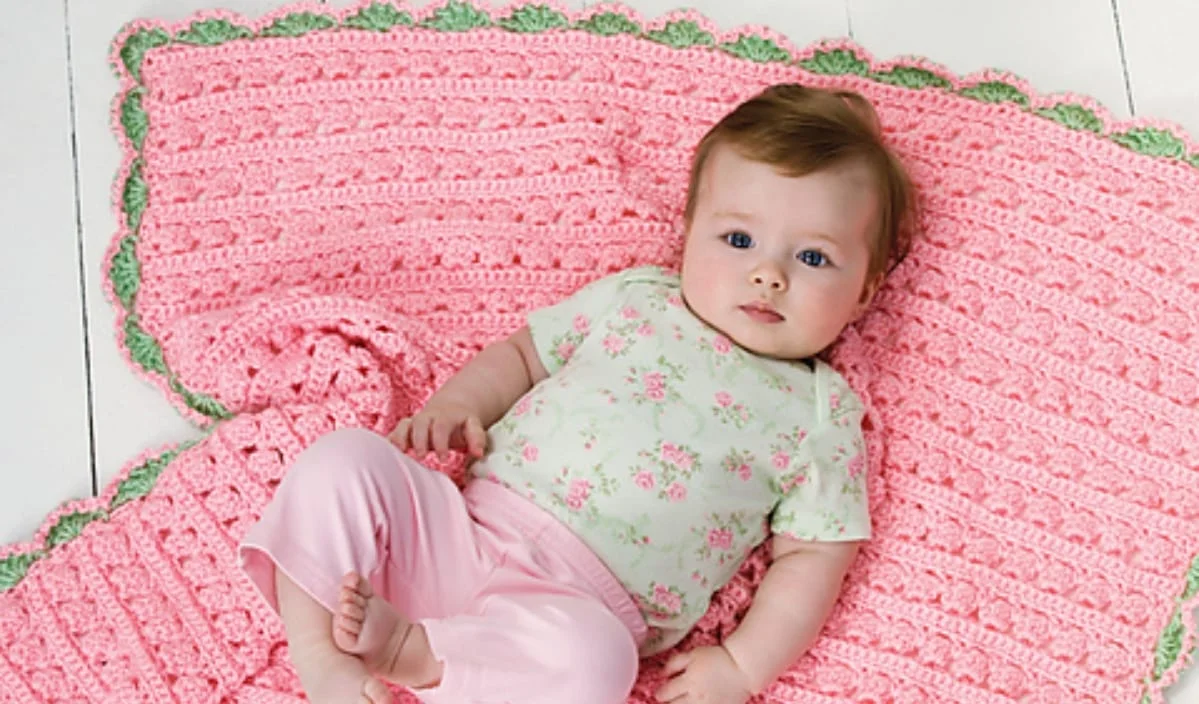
681,144,881,360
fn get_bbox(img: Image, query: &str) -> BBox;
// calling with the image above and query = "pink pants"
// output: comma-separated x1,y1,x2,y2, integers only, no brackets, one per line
239,427,647,704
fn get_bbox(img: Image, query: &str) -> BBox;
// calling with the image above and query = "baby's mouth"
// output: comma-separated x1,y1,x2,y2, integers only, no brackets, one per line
739,303,784,324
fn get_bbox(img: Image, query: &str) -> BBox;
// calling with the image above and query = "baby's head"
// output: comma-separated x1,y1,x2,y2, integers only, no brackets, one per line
680,84,913,360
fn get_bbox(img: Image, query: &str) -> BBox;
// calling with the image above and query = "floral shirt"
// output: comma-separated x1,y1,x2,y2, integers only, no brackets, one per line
471,266,870,654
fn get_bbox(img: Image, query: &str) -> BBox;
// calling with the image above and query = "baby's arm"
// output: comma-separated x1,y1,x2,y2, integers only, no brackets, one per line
722,535,860,693
391,326,548,456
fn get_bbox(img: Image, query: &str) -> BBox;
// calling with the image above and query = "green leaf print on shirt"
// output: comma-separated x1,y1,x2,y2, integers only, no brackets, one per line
720,448,758,482
637,441,701,495
693,511,752,567
711,390,755,428
625,356,688,430
643,581,688,621
600,304,656,359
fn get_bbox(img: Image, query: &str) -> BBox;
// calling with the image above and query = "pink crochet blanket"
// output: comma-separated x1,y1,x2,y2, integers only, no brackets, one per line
3,2,1198,702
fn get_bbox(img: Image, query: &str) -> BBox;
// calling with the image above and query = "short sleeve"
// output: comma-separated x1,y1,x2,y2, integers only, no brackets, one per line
769,382,871,542
527,269,633,374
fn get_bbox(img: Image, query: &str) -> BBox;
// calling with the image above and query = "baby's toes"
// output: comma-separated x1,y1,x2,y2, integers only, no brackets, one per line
341,571,375,599
333,617,361,652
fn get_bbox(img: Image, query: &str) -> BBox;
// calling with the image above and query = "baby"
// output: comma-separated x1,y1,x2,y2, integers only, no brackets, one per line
239,83,913,704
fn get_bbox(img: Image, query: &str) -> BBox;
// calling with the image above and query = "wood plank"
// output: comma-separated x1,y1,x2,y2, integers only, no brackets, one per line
0,1,93,544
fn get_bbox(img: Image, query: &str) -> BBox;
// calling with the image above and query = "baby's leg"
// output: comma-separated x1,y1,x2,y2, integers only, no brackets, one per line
239,428,492,701
275,570,393,704
414,592,640,704
334,572,443,689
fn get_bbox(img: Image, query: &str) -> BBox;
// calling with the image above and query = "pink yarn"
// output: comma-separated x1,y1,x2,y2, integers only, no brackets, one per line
3,2,1198,702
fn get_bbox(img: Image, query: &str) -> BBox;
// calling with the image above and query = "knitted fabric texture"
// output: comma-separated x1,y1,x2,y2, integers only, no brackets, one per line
3,2,1199,702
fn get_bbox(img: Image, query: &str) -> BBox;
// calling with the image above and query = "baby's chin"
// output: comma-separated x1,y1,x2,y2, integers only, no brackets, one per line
723,329,822,361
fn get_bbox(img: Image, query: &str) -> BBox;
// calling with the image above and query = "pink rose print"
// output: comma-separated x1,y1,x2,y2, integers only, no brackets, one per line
660,443,693,471
653,584,681,613
707,528,733,550
522,445,539,462
564,479,592,511
736,463,752,481
712,335,732,354
666,294,684,308
569,478,592,499
556,341,575,361
603,334,625,354
847,453,865,479
772,451,791,470
642,371,666,402
637,323,654,337
573,314,590,333
634,471,656,489
830,393,841,411
715,391,734,408
794,428,808,443
514,397,532,416
621,306,640,319
666,482,687,502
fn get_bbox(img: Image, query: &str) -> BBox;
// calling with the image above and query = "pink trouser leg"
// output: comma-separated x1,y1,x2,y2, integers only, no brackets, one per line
240,427,639,704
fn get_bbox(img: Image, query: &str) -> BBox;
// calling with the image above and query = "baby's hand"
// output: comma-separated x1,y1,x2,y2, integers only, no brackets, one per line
390,400,487,460
655,645,752,704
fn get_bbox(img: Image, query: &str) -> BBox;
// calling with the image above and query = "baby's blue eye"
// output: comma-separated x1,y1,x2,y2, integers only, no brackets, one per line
799,250,829,267
725,231,753,249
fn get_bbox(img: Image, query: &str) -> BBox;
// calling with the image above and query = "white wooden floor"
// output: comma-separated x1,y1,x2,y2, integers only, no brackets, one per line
1,0,1196,700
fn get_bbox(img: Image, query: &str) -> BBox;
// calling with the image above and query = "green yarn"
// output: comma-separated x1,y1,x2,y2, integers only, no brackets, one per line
122,160,148,232
175,18,253,46
958,80,1029,106
1035,103,1104,133
170,377,233,421
1183,553,1199,601
421,1,492,32
124,314,167,375
645,20,714,49
720,35,790,63
109,236,140,310
1111,127,1189,159
869,66,951,90
0,552,40,592
119,28,169,82
343,3,413,31
799,49,869,76
499,5,569,33
110,449,181,510
259,12,336,38
119,90,148,152
46,511,107,549
1152,608,1184,680
575,12,640,37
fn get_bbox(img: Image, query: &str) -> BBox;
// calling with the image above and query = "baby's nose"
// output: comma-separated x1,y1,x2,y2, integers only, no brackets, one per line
751,267,787,291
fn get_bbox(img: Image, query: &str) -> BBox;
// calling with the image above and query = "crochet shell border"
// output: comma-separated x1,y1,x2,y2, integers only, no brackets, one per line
2,2,1195,702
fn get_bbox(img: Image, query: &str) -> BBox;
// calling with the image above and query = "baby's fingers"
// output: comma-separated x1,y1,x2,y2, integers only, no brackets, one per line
429,417,456,459
409,414,434,456
464,416,487,457
389,418,413,450
662,652,693,678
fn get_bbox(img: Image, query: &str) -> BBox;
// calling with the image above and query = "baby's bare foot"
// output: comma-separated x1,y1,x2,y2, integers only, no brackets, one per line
275,569,393,704
333,572,442,689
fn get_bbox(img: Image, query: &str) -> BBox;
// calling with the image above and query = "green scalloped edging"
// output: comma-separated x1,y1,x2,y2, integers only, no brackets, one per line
102,6,1199,698
576,10,640,36
176,18,254,45
0,441,198,594
344,3,414,31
